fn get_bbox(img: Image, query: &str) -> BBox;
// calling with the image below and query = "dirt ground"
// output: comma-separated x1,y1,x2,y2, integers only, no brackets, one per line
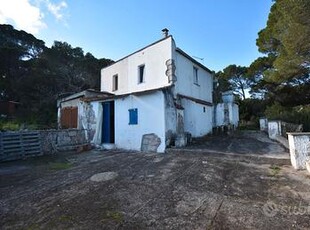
1,131,310,230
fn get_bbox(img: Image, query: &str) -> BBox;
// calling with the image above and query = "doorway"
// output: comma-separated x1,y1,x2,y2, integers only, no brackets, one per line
102,101,115,143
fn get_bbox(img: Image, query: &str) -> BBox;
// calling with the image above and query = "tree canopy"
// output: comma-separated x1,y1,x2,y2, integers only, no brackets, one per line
257,0,310,85
217,0,310,129
216,65,253,100
0,24,113,127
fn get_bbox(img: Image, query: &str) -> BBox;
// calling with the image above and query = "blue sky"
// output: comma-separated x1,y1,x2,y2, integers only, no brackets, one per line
0,0,273,71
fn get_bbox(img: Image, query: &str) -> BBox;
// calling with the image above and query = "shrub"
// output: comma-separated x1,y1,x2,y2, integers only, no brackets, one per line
265,103,310,131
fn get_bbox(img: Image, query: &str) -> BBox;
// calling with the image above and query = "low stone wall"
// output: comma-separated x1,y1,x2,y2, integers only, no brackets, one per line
0,129,89,162
268,120,303,139
287,133,310,170
40,129,89,154
281,122,303,137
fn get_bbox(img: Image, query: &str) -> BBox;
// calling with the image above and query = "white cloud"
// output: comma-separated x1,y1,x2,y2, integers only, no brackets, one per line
0,0,46,34
46,0,67,21
0,0,68,34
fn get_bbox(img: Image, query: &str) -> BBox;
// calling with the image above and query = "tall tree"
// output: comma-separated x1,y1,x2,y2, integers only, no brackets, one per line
0,24,114,126
257,0,310,84
247,56,275,99
0,24,45,100
218,65,252,100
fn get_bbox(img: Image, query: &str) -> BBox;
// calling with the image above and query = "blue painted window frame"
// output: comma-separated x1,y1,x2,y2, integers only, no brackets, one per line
129,108,138,125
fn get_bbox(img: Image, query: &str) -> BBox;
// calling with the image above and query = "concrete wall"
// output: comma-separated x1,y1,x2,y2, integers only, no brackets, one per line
268,120,282,139
174,51,213,103
259,118,268,132
229,103,239,127
115,91,166,152
181,98,213,137
214,103,239,127
268,120,303,139
101,37,173,95
287,133,310,170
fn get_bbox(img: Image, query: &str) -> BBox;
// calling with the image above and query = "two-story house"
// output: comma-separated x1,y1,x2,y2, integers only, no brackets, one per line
97,29,214,152
57,29,227,153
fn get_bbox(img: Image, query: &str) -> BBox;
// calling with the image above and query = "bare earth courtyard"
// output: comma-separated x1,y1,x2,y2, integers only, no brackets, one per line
1,131,310,229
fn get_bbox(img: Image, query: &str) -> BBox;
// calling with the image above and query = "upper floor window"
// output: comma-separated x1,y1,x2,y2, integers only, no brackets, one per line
112,74,118,91
193,66,199,85
138,64,145,84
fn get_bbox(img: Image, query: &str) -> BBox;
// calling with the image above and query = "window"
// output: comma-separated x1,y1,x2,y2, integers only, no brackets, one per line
138,64,145,83
193,66,199,85
129,108,138,125
112,74,118,91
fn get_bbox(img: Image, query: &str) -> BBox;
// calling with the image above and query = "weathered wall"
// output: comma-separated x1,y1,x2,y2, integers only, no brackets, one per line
214,103,239,127
181,98,213,137
268,121,282,139
268,120,303,139
174,50,213,103
287,133,310,170
164,89,177,146
78,101,99,142
230,104,239,127
259,118,268,132
40,129,88,154
101,37,173,95
114,91,166,152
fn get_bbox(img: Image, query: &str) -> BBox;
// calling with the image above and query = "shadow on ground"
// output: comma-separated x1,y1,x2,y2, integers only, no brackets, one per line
0,131,309,229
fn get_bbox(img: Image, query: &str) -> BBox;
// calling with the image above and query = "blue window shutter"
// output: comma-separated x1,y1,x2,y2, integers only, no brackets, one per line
129,108,138,125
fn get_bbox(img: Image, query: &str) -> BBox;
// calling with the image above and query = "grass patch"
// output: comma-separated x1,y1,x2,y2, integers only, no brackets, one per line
26,223,40,230
269,165,281,176
59,215,74,222
49,162,72,170
0,120,20,131
101,211,123,223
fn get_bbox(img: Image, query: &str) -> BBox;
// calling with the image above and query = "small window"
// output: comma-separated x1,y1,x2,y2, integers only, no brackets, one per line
193,66,199,85
129,108,138,125
138,64,145,84
112,74,118,91
203,107,206,113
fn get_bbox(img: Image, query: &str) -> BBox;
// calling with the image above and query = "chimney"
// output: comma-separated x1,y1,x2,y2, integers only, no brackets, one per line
162,28,169,38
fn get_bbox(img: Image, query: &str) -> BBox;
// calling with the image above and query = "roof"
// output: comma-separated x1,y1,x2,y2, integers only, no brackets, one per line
175,48,213,74
57,89,114,105
177,93,213,107
83,86,172,102
101,35,173,70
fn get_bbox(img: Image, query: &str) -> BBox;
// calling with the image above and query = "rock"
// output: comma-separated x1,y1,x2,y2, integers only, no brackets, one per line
90,172,118,182
141,133,161,152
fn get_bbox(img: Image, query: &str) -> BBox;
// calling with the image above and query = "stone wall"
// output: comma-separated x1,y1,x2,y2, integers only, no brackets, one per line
40,129,89,154
268,120,303,139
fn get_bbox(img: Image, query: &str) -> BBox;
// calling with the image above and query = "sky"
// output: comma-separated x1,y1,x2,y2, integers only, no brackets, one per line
0,0,273,72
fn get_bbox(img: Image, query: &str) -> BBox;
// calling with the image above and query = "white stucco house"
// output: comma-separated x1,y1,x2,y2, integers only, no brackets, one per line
58,29,239,152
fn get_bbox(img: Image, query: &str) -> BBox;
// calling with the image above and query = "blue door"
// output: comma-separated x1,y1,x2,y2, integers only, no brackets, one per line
102,101,115,143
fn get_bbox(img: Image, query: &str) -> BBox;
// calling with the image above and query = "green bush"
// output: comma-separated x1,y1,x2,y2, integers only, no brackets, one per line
0,120,20,131
265,103,310,131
